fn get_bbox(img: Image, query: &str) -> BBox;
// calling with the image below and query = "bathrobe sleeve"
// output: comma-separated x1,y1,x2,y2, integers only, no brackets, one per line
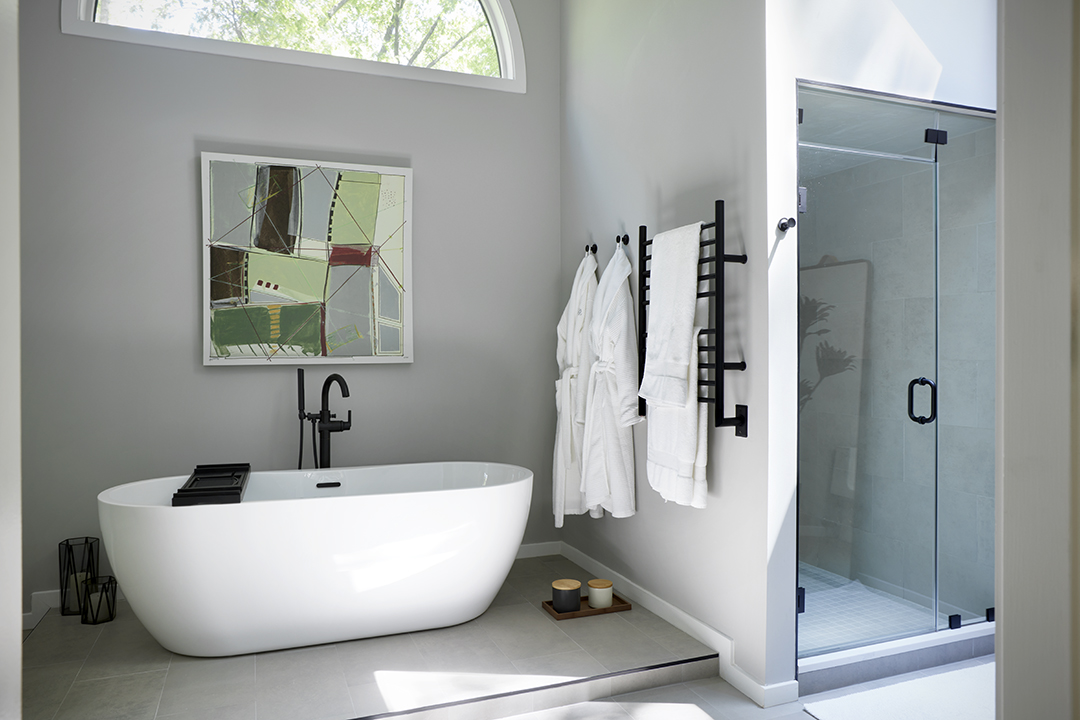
556,303,570,377
612,281,643,429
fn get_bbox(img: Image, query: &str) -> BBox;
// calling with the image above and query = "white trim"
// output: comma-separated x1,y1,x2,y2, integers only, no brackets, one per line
515,541,562,559
61,0,526,94
24,586,130,630
514,542,801,709
23,590,58,630
798,621,995,673
479,0,526,92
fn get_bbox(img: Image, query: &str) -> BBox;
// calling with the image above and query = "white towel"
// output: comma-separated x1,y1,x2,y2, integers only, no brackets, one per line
638,222,702,407
646,327,708,508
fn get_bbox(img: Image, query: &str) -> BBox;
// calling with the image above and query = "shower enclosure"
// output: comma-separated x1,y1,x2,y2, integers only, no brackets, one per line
795,84,995,657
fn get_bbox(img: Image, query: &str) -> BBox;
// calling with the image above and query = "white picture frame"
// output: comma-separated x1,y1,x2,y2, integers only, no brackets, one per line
202,152,413,365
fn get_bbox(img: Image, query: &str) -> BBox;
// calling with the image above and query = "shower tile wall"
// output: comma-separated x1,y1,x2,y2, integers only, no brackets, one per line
799,123,995,624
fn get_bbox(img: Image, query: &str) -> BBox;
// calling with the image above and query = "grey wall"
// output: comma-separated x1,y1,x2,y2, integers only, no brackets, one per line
19,1,563,609
561,0,782,689
1,0,20,714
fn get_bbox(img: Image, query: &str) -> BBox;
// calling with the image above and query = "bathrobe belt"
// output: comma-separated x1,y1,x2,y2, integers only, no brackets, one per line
580,359,615,491
556,365,585,451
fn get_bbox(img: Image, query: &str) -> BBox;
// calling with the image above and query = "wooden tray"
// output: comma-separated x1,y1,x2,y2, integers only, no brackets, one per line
542,593,631,620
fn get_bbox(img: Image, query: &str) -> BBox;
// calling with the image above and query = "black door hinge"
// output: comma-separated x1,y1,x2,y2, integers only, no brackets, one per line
925,128,949,145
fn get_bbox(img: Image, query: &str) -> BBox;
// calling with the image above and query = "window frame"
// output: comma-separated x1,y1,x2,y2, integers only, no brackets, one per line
61,0,526,93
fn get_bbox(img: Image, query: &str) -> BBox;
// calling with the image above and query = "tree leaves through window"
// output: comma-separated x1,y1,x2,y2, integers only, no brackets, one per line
95,0,500,77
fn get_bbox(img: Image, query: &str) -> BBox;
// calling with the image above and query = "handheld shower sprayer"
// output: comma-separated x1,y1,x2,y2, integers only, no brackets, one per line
297,369,311,469
296,368,352,469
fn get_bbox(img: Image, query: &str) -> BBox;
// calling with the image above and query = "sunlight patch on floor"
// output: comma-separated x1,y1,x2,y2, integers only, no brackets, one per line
618,702,717,718
374,669,582,710
500,700,718,719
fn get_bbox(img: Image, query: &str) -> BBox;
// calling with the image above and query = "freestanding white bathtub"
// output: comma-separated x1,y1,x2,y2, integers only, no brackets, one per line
98,461,533,657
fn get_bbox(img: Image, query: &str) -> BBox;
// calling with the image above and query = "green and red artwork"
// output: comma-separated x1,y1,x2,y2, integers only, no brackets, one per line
202,153,412,364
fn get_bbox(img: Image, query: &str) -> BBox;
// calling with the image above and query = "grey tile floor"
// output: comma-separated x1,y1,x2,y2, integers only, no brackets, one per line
22,553,988,720
22,555,718,720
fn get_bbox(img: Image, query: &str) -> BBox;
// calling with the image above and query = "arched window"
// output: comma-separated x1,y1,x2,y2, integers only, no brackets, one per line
62,0,526,92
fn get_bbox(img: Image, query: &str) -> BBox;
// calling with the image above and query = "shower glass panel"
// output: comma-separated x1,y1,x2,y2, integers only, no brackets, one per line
796,84,996,657
798,87,937,159
933,110,997,627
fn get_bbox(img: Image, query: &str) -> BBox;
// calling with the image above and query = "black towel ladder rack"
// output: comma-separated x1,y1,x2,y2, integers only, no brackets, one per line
637,199,748,436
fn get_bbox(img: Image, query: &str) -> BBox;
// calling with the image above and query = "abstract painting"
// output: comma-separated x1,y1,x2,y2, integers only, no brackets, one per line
202,152,412,364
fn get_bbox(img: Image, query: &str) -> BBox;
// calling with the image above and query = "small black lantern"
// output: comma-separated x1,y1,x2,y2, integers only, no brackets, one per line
79,574,117,626
81,576,118,625
58,537,99,616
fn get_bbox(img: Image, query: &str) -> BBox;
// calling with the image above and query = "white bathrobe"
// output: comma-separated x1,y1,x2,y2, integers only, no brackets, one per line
553,252,598,528
580,246,642,519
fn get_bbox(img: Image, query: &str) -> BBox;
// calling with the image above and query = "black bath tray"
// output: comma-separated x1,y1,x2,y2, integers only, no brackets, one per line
172,463,251,506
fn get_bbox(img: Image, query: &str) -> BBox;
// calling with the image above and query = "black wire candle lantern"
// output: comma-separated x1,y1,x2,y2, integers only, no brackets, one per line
81,575,118,625
58,537,99,616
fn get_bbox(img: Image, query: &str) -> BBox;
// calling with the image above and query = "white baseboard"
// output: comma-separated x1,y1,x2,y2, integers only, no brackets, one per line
23,590,59,630
514,541,800,708
515,541,563,559
23,586,128,631
798,621,995,673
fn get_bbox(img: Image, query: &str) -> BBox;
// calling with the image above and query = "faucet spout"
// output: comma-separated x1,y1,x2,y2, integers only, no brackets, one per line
317,374,352,469
321,373,350,407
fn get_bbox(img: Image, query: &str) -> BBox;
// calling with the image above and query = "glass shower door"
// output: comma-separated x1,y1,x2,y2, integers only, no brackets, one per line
796,87,942,656
933,110,997,627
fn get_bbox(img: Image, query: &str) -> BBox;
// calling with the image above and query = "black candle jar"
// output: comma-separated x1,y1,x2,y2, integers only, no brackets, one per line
551,578,582,614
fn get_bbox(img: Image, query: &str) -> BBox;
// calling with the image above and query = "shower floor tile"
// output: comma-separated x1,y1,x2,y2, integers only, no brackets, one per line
22,555,719,720
798,563,946,656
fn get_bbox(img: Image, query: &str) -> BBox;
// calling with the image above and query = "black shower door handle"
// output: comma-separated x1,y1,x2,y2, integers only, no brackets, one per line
907,377,937,424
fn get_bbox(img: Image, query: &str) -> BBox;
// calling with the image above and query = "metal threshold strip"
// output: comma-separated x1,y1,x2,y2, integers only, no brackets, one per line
798,141,936,165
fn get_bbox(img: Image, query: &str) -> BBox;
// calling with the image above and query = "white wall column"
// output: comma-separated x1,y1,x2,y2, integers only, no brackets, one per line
998,0,1075,716
0,0,22,714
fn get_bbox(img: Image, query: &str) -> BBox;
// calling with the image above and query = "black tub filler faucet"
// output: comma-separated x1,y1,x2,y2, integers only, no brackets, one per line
297,369,352,469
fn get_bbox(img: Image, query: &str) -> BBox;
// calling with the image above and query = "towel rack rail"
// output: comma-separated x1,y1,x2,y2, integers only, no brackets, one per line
637,199,748,436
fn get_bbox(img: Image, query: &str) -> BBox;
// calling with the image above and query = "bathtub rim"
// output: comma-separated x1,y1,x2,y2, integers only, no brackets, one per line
98,460,534,508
